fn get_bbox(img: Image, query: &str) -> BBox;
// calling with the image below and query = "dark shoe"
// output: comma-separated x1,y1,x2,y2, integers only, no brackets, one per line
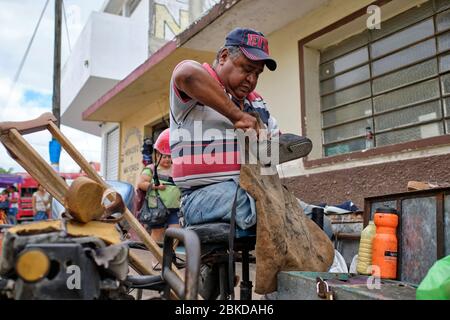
278,133,312,163
263,134,312,165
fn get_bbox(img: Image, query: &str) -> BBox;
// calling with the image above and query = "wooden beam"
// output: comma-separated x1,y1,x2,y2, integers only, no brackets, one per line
0,129,67,204
48,121,103,184
129,251,157,276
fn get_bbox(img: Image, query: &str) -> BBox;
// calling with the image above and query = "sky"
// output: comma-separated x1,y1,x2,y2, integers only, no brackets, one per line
0,0,105,173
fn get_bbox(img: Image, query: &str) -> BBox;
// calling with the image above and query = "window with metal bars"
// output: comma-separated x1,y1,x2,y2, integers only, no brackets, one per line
320,0,450,157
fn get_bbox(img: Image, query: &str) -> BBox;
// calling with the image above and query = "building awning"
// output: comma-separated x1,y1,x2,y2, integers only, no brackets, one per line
83,0,329,122
82,41,215,122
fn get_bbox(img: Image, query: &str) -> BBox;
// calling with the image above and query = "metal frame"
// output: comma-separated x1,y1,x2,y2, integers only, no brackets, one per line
162,228,200,300
319,2,450,154
197,238,256,300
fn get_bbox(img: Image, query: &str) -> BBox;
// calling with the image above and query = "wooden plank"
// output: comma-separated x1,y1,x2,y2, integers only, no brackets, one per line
48,121,103,185
0,112,56,135
0,129,67,204
129,251,157,276
363,200,370,227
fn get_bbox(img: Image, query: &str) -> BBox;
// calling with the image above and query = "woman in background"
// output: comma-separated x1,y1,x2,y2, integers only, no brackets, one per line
136,129,181,245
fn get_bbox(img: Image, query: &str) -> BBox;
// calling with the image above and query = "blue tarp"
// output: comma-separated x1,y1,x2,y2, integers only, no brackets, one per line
0,174,23,188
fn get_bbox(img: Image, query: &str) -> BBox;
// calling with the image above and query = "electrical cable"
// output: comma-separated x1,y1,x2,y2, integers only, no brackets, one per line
62,0,72,52
6,0,50,108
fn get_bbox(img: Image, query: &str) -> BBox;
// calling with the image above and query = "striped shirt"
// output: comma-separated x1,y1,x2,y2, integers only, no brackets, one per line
169,61,279,191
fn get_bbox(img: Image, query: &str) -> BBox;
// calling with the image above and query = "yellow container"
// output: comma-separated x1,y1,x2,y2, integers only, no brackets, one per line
357,221,376,275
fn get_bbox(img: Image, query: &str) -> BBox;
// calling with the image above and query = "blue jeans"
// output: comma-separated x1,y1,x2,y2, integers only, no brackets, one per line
182,180,256,230
34,211,48,221
7,207,17,225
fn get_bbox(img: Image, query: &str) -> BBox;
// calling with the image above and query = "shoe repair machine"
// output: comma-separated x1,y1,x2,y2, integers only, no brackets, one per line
0,113,201,300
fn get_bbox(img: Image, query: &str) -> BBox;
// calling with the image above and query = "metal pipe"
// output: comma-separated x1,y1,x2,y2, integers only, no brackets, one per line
162,228,201,300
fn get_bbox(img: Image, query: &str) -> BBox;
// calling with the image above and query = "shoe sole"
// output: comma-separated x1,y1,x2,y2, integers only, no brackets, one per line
279,139,312,164
265,135,312,165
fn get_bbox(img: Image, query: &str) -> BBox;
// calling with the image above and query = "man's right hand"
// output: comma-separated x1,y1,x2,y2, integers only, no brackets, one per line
232,112,259,132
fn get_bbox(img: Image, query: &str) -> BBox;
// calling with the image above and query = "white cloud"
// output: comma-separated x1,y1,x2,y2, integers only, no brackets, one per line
0,0,104,174
0,76,101,173
0,0,104,95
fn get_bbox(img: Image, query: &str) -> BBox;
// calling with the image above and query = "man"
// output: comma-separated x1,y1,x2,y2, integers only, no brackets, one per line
169,28,312,230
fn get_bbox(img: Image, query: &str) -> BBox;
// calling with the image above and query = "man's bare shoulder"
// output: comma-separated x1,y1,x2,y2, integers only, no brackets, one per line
173,60,203,74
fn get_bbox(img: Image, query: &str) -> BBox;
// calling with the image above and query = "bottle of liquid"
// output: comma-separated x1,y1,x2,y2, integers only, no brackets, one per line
357,221,376,274
372,207,399,279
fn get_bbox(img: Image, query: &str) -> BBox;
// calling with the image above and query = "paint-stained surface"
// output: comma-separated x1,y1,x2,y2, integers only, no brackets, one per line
401,197,438,284
445,195,450,255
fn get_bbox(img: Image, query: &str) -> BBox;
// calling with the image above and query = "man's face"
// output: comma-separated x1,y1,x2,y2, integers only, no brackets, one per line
218,49,265,100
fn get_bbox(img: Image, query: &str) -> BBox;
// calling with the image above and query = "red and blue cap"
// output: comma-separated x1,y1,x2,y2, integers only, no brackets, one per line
225,28,277,71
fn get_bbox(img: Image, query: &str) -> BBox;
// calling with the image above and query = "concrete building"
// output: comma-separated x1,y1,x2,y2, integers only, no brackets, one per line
61,0,218,180
82,0,450,211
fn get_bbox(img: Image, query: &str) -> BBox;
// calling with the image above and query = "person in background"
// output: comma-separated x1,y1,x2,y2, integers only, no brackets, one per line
32,184,51,221
136,129,181,245
6,185,19,225
133,138,154,216
0,190,9,224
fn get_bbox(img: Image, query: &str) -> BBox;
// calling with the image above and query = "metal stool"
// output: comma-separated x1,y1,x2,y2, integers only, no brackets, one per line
187,223,256,300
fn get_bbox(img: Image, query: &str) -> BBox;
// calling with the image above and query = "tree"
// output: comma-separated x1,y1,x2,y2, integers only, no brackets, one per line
0,167,14,174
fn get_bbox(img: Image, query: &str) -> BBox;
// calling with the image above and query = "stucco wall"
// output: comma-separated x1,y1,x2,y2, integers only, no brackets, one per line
282,153,450,209
119,97,169,185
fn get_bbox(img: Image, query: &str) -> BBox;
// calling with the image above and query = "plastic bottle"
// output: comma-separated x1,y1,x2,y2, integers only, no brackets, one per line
372,207,399,279
357,221,376,274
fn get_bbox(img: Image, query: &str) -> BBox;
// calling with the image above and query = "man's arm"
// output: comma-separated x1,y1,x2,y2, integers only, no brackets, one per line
136,169,165,191
173,61,257,131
